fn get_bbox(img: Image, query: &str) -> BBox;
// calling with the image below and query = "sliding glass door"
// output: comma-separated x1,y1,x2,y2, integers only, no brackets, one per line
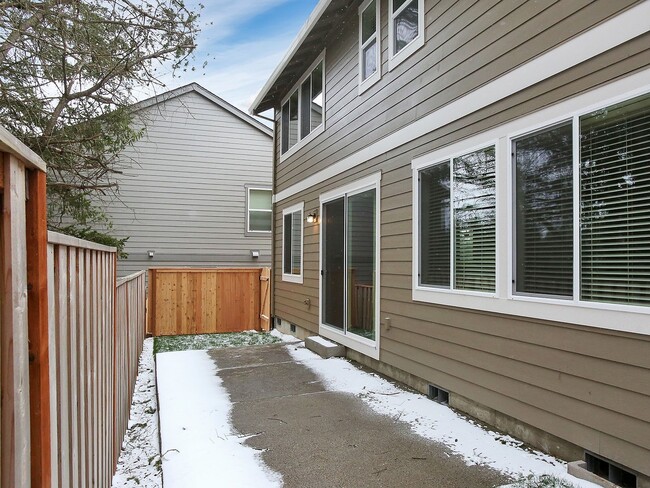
322,187,377,342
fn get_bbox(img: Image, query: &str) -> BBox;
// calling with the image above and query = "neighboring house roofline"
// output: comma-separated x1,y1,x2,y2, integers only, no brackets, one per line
250,0,342,115
133,82,273,137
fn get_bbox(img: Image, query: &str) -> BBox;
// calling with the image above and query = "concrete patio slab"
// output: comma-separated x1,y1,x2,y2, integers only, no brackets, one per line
207,343,510,488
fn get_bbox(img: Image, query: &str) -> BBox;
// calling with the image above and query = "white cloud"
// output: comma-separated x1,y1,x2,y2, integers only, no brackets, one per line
136,0,308,118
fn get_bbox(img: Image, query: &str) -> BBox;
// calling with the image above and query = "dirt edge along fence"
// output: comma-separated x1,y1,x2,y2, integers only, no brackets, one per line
148,267,271,336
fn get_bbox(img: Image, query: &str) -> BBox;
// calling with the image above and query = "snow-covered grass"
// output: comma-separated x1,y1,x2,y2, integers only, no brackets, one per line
510,474,580,487
111,338,161,488
157,350,282,488
153,330,281,354
285,342,599,488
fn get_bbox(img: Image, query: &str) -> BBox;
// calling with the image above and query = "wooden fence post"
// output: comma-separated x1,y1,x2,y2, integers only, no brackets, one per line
147,269,156,336
1,153,31,488
26,169,51,487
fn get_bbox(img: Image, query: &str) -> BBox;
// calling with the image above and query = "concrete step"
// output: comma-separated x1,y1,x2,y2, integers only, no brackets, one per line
305,336,345,359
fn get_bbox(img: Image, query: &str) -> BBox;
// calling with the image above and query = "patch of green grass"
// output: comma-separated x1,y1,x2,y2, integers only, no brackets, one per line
153,331,281,354
510,474,579,488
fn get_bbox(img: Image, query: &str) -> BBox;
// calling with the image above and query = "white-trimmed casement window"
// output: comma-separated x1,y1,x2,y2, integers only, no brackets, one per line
388,0,424,71
418,146,497,293
358,0,381,93
247,187,272,233
280,53,325,158
282,202,304,283
514,92,650,307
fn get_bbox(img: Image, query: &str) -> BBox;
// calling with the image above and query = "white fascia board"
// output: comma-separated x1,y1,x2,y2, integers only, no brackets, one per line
250,0,332,115
275,1,650,203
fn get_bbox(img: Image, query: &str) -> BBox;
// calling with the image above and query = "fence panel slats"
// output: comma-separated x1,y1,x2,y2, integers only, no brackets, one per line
46,232,146,487
149,267,271,336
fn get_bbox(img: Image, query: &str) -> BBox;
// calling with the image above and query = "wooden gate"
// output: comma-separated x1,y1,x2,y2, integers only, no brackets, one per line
148,267,272,336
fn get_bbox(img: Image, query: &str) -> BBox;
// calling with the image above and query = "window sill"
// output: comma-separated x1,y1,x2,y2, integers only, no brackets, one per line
358,70,381,95
245,230,272,237
282,273,303,284
280,123,324,163
388,34,424,72
412,287,650,337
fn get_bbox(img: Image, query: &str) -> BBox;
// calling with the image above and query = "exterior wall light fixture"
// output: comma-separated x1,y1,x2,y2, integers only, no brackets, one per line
306,211,319,224
147,250,155,258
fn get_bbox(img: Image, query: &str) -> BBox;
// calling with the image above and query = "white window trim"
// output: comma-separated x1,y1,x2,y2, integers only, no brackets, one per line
388,0,425,72
358,0,382,95
415,141,499,296
282,202,304,283
411,81,650,337
280,50,326,162
319,172,382,359
246,186,272,234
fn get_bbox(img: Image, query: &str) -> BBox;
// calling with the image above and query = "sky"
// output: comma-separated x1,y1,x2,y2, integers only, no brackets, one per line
152,0,320,118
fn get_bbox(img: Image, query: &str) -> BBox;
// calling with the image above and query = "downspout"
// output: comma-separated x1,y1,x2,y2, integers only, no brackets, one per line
270,111,278,327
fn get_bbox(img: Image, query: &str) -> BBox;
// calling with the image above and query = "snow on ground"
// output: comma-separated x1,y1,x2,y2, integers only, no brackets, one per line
269,328,300,342
285,342,599,488
112,338,162,488
156,350,282,488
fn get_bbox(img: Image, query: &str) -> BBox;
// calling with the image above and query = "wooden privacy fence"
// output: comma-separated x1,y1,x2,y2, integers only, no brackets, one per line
48,233,146,488
1,125,49,487
114,270,147,467
148,267,271,336
1,125,147,487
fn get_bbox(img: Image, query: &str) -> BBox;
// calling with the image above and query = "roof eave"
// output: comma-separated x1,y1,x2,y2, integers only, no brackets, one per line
249,0,333,115
133,83,273,137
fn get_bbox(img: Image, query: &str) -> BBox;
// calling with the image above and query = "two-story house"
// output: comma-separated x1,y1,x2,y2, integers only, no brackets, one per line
251,1,650,485
104,83,273,277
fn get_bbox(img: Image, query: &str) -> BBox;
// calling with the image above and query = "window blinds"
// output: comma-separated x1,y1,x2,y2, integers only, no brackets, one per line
580,94,650,306
514,122,573,297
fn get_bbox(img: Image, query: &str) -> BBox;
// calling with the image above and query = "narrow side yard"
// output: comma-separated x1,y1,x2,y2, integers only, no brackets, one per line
113,333,600,488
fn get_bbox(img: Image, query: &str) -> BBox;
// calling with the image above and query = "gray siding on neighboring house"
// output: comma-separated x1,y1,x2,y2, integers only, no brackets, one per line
267,0,650,480
104,88,273,277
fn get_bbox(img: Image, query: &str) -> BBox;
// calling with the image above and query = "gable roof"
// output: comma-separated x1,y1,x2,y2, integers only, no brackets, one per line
133,83,273,137
250,0,356,115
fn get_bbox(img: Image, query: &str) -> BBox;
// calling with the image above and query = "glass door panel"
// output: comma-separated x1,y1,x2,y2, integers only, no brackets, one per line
322,197,345,330
347,190,376,340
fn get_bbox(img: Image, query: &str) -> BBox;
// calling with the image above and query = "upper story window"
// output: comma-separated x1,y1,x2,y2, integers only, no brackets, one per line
281,53,325,158
247,187,272,233
359,0,381,93
388,0,424,71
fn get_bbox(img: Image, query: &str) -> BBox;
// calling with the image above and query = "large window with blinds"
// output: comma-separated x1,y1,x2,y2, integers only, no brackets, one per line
282,203,303,283
513,92,650,307
419,146,496,293
580,94,650,306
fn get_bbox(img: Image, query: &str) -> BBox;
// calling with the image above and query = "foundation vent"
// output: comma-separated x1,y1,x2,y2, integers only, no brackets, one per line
585,452,636,488
428,384,449,405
